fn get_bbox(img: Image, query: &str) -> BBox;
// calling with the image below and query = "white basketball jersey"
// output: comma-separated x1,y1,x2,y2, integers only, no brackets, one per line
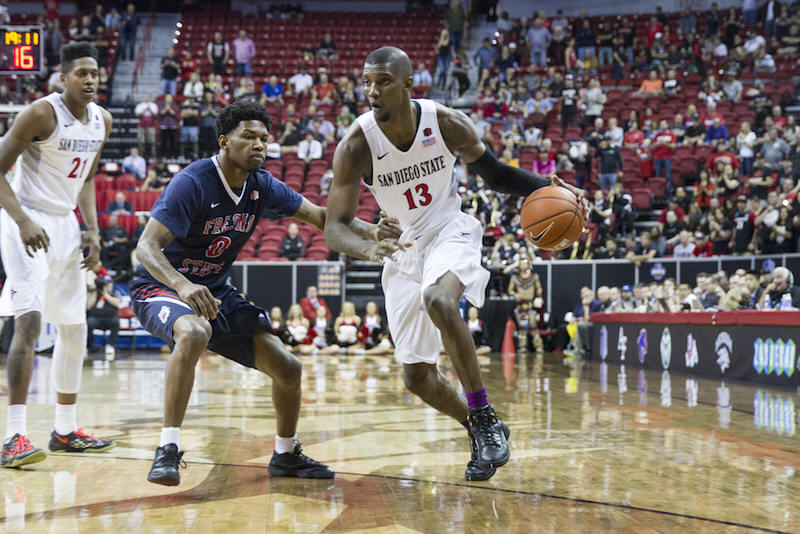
356,99,459,238
11,92,106,215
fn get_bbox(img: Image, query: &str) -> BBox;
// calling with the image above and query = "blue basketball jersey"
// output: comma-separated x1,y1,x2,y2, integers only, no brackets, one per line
136,156,302,291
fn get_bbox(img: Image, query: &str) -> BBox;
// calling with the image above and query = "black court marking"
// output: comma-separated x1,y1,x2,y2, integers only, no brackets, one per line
49,454,791,533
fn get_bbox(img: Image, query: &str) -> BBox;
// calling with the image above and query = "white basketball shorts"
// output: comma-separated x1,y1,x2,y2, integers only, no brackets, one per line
382,212,489,365
0,205,86,325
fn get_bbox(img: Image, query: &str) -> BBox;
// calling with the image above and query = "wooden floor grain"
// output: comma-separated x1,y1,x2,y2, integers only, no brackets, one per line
1,351,798,533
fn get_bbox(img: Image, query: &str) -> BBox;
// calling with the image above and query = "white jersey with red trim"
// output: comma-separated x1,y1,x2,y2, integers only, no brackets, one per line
11,92,106,215
356,98,459,239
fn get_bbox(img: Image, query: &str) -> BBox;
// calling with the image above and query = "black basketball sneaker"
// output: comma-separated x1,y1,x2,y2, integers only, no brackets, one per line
49,429,115,453
2,434,47,468
147,443,185,486
465,421,510,481
267,443,335,479
468,404,510,468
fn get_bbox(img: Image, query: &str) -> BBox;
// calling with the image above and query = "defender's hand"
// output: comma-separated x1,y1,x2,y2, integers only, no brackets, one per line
176,281,221,321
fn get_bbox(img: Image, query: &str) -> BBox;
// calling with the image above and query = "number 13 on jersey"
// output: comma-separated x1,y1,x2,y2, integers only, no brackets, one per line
403,183,432,210
68,157,88,179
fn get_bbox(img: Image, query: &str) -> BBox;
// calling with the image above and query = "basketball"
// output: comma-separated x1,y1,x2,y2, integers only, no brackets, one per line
521,185,585,250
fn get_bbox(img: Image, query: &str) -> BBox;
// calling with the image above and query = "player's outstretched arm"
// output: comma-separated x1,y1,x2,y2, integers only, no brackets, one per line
78,108,113,271
324,127,404,262
292,197,401,242
136,218,220,320
0,101,57,256
437,105,585,203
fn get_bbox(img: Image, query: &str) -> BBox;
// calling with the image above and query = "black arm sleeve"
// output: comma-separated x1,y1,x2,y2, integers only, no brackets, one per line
467,149,552,197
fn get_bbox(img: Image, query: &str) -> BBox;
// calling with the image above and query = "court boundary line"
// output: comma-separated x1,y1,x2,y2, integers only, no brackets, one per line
46,453,792,534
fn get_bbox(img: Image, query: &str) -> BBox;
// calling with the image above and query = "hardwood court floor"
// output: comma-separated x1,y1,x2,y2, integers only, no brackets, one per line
1,350,798,533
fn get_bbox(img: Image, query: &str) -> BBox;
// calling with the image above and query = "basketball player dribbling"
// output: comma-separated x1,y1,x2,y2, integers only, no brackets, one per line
325,47,585,480
0,43,115,468
130,100,401,485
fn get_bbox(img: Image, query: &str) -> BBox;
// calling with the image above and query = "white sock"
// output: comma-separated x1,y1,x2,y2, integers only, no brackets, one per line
53,404,78,436
6,405,26,440
274,434,297,454
159,427,180,449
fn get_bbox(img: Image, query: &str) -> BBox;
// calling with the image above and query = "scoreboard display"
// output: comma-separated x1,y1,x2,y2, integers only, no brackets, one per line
0,26,42,74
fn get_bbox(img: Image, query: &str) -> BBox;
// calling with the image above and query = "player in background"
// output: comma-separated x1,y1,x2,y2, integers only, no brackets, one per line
0,42,115,468
325,47,585,481
131,99,401,485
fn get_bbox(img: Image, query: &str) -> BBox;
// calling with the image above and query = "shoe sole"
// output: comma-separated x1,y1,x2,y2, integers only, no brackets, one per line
147,474,180,486
1,449,47,468
49,443,116,454
267,467,335,479
465,464,496,481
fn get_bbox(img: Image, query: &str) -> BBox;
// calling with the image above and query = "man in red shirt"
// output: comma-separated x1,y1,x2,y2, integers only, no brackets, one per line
705,140,740,170
180,49,197,82
700,100,724,128
771,105,786,129
653,119,676,194
311,71,337,106
645,15,664,47
658,199,686,223
692,232,714,257
300,285,332,323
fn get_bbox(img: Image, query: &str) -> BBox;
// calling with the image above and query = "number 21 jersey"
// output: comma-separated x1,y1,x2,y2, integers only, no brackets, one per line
356,98,458,238
11,92,106,215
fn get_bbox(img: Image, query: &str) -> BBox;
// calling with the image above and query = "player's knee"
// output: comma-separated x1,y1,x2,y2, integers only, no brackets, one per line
422,289,459,323
403,364,434,396
12,312,42,348
277,356,302,388
174,317,212,352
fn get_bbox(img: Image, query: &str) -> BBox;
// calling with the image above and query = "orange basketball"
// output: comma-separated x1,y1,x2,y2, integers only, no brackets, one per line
521,185,585,250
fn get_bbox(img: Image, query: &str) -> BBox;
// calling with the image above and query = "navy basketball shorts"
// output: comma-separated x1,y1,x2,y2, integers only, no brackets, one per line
129,278,273,369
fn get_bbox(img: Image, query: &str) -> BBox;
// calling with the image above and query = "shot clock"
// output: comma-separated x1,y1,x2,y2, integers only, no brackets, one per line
0,26,42,74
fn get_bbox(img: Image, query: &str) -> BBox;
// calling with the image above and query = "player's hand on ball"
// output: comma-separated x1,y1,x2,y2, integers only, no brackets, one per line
374,211,403,241
81,231,101,271
177,281,221,321
549,174,588,218
18,218,50,257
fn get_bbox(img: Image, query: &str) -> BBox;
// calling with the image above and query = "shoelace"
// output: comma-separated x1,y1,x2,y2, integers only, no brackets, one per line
9,435,34,455
73,428,98,441
160,447,187,469
472,411,502,447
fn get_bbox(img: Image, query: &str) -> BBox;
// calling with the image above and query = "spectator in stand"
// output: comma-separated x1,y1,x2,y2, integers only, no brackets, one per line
679,7,697,35
662,69,682,98
760,127,790,171
232,30,256,77
310,110,336,144
574,18,595,60
623,120,644,147
632,70,663,98
693,233,714,257
412,62,433,88
626,233,657,267
122,147,146,179
159,47,180,96
101,214,131,277
207,32,230,76
595,20,614,67
709,207,733,254
199,92,221,157
318,32,337,61
473,38,498,73
767,206,798,253
532,149,555,175
526,17,551,67
434,28,453,90
297,131,323,163
106,192,133,215
311,72,337,106
300,285,332,323
288,64,314,101
180,49,198,83
759,266,800,308
233,77,259,102
706,2,722,36
721,71,742,102
43,20,66,68
179,96,200,160
141,168,168,192
672,230,696,257
86,274,121,360
653,120,677,194
559,74,579,129
705,116,729,145
278,113,300,149
280,223,305,261
264,133,281,160
93,26,109,69
732,195,756,254
105,6,121,30
582,78,606,127
588,189,612,239
595,137,623,191
754,190,781,251
120,3,138,61
183,71,204,100
446,0,467,53
158,93,179,159
133,94,159,162
260,75,284,105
